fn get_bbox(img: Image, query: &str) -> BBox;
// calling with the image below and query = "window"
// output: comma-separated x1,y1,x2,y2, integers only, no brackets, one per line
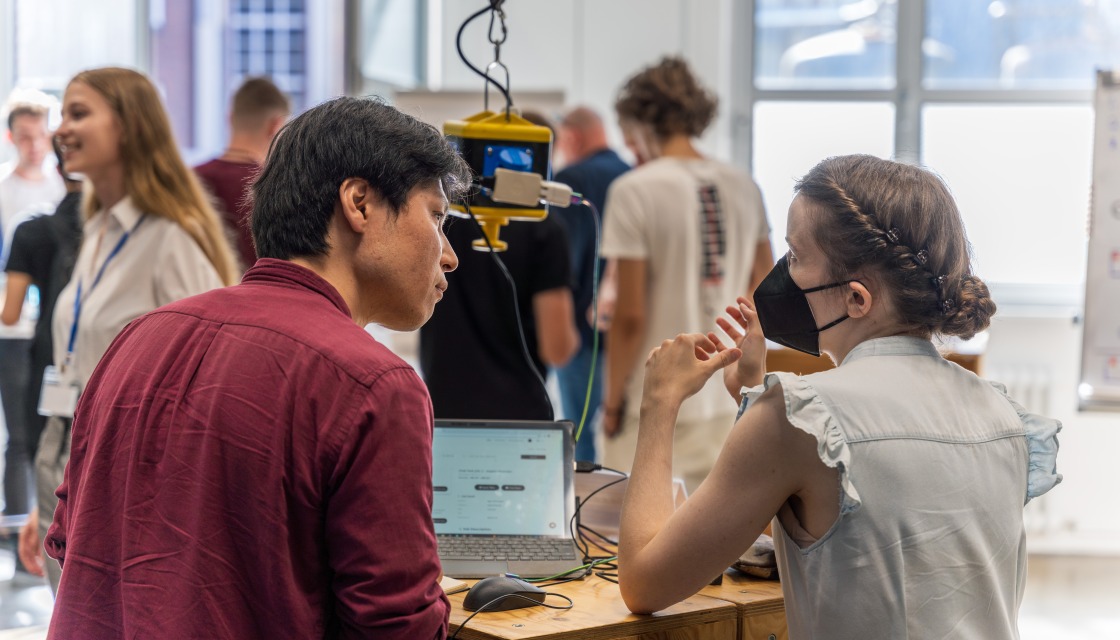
755,0,897,90
1,0,338,166
227,0,309,113
753,102,894,257
741,0,1120,301
11,0,141,95
925,0,1120,90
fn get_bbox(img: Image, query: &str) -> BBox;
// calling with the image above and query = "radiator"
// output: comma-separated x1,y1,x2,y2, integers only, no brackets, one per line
986,366,1053,417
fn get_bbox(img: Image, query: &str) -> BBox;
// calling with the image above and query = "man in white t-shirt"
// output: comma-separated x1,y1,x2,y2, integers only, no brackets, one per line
1,98,65,261
600,58,774,492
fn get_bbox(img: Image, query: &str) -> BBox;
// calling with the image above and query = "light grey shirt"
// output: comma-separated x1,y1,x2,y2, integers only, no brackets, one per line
52,196,224,389
741,336,1062,640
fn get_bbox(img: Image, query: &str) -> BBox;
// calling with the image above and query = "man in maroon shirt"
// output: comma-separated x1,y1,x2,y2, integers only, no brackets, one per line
195,76,290,272
45,97,470,639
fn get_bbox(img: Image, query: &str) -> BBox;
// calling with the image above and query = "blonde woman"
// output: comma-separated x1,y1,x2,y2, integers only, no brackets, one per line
19,67,237,592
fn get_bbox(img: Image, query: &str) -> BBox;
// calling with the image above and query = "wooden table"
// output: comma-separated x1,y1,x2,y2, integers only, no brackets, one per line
701,571,786,640
448,571,784,640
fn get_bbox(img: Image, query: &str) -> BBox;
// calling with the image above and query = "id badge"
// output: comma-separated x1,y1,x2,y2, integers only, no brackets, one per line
38,365,80,418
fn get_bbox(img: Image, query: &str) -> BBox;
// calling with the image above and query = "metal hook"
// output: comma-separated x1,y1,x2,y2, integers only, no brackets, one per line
488,2,508,47
483,60,511,114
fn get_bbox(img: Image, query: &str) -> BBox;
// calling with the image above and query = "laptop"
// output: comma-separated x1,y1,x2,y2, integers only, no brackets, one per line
433,419,581,579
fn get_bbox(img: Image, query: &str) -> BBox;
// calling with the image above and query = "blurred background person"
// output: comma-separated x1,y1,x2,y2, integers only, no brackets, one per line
1,90,64,252
1,138,83,540
599,57,774,492
419,109,578,421
194,76,290,273
19,67,238,593
552,106,629,462
0,90,65,532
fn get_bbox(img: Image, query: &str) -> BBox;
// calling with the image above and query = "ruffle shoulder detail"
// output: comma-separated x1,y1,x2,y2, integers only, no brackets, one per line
987,381,1062,503
740,372,861,514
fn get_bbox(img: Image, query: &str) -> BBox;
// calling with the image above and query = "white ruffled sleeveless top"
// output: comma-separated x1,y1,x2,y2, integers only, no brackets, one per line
740,336,1061,640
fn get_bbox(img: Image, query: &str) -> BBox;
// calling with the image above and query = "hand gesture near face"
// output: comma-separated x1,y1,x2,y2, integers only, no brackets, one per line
708,296,767,401
642,333,742,411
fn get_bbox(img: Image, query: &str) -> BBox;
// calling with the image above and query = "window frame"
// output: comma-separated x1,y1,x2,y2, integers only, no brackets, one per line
731,0,1093,311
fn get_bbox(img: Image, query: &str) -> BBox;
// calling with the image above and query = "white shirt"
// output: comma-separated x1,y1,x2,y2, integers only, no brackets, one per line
601,157,769,422
52,196,224,389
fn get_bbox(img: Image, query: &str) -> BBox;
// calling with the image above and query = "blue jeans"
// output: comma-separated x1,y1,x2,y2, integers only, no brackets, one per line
556,344,602,462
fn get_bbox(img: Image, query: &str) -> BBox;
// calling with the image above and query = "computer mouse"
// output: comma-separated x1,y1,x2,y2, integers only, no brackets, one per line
462,576,547,612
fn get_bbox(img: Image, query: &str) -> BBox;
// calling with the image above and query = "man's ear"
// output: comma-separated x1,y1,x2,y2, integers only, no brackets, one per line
846,280,874,319
337,177,374,234
266,114,286,139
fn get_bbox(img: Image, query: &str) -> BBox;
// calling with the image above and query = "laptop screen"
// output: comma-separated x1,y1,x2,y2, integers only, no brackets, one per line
432,420,573,537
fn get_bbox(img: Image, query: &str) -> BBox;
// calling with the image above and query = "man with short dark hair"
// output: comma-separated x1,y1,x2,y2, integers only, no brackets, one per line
195,76,291,271
46,97,469,639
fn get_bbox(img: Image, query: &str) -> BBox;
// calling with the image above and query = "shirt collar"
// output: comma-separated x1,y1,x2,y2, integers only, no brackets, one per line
840,335,942,366
106,196,144,230
241,258,352,319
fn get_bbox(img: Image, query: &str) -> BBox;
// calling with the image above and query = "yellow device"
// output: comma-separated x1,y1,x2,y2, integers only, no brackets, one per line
444,110,553,251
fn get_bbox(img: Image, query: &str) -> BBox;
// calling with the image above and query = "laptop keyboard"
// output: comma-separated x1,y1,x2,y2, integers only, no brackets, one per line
438,535,578,561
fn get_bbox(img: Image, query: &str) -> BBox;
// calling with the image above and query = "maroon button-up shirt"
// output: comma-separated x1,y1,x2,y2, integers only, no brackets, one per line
46,259,449,639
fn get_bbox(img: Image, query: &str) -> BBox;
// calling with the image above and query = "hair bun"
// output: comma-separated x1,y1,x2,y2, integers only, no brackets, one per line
939,274,996,340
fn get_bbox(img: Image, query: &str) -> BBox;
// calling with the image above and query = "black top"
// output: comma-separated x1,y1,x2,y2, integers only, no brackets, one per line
419,215,571,420
553,149,630,349
5,191,83,384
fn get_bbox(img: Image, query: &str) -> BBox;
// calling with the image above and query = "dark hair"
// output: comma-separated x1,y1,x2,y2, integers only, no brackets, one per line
251,96,471,260
795,154,996,340
6,102,49,131
230,76,290,130
52,135,79,184
614,56,717,139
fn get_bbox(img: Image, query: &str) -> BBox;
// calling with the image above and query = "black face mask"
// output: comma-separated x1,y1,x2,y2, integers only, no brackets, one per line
753,255,851,357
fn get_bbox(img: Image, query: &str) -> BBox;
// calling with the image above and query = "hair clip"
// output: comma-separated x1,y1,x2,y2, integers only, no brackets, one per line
932,275,947,288
885,228,901,244
940,299,956,314
914,249,929,265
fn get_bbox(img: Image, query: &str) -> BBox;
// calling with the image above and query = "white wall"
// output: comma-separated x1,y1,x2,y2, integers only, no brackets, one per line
989,312,1120,553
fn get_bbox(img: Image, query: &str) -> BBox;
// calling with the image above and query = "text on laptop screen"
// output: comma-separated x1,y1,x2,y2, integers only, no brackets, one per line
432,427,566,536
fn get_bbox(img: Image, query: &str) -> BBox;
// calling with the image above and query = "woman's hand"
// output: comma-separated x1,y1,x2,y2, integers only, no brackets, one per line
18,508,45,577
709,297,767,400
642,333,741,412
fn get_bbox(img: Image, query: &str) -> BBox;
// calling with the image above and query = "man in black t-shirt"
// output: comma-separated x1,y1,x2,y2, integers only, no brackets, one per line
1,141,82,517
419,215,577,420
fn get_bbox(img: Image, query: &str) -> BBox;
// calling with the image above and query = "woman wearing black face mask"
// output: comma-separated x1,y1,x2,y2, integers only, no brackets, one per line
615,155,1062,640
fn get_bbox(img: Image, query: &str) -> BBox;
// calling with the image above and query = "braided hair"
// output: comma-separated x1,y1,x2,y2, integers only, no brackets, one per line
795,155,995,340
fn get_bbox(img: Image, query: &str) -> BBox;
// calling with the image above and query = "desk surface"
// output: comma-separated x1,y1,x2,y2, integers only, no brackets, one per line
448,571,782,640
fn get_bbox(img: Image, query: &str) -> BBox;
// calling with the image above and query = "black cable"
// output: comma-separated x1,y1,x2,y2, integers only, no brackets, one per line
455,2,514,117
568,468,628,563
462,200,554,420
449,592,574,640
577,523,618,552
528,555,618,588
